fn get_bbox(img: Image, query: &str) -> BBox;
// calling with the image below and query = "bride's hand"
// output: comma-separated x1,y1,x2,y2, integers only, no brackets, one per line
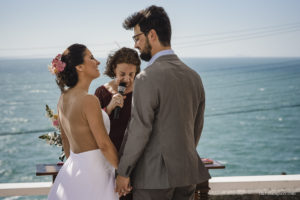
115,175,132,197
106,93,126,115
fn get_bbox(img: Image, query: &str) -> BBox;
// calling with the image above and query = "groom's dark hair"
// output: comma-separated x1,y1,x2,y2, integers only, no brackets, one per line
123,5,171,47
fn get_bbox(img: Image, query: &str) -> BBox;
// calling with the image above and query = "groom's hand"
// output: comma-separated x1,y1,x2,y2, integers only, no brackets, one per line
115,175,132,197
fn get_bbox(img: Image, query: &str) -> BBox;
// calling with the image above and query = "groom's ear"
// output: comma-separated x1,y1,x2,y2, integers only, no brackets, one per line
148,29,157,42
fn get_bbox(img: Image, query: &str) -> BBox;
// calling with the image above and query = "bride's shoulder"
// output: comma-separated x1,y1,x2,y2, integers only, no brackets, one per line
82,95,102,118
82,94,102,109
83,94,100,103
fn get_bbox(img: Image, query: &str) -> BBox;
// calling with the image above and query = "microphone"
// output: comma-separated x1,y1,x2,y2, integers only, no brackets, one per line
113,82,127,119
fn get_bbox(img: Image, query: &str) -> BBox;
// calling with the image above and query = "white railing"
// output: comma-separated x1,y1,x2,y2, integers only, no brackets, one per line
0,182,51,197
209,174,300,195
0,175,300,197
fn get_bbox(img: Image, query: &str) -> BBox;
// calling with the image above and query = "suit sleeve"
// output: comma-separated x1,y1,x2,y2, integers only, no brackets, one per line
117,73,158,177
194,89,205,147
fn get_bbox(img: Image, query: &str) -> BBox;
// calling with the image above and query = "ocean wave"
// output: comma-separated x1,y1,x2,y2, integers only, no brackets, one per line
7,102,20,105
0,128,55,136
0,101,24,107
206,104,300,117
217,160,227,165
22,85,31,89
255,115,267,120
0,117,28,123
289,157,299,161
2,147,17,154
0,169,4,175
29,89,48,93
3,109,14,115
0,168,12,177
2,196,19,200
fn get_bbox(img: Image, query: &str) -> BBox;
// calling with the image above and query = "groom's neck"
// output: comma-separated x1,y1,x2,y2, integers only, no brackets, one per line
151,44,171,57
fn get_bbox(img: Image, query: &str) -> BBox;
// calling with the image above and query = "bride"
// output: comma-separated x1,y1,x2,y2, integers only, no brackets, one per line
47,44,119,200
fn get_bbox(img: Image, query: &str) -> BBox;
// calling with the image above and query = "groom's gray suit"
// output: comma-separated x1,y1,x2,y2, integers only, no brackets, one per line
118,53,211,191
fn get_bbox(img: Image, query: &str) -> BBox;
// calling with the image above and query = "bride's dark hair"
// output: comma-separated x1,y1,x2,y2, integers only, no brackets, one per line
56,44,87,93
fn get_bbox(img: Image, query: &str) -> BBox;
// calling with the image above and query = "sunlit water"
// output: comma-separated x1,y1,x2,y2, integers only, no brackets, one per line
0,57,299,199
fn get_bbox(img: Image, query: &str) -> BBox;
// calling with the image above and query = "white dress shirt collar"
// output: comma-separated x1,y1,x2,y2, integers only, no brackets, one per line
148,49,175,66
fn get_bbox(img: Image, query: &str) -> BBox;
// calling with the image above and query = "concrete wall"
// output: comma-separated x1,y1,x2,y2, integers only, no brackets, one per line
209,193,300,200
1,175,300,199
208,175,300,200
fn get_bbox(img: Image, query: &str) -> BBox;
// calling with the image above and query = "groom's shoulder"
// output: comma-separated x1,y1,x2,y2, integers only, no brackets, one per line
136,64,157,79
135,66,162,85
137,57,172,77
134,69,162,92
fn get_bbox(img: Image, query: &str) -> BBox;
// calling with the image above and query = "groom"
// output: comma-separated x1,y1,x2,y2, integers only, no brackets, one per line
116,5,211,200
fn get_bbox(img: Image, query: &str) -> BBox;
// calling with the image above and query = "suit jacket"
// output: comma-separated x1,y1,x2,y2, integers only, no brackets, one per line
117,54,211,189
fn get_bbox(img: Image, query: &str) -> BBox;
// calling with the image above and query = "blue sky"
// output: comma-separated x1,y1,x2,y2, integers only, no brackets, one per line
0,0,300,58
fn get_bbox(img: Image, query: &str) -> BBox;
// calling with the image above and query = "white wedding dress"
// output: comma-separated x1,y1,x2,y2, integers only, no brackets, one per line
48,110,118,200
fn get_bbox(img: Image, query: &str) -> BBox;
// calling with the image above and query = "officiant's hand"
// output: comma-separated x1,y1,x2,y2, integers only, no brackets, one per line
106,93,126,115
115,175,132,197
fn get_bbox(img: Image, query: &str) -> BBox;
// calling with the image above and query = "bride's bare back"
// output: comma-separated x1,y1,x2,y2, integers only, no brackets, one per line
58,89,102,154
57,86,120,169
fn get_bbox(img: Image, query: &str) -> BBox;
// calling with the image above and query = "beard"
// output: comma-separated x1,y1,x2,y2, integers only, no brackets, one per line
140,38,152,61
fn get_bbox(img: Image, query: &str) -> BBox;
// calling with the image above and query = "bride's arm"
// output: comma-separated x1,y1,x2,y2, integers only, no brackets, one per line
83,95,119,169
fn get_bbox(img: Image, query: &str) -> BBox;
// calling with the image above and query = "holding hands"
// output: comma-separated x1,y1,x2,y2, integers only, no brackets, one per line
115,175,132,197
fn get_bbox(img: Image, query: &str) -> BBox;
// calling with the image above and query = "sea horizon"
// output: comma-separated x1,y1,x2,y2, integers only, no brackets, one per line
1,56,300,61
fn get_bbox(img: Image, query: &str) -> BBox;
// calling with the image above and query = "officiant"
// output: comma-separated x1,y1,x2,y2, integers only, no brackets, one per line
95,47,140,152
94,47,140,200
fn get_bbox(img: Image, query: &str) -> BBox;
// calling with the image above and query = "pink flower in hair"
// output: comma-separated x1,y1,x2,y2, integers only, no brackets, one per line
48,54,66,75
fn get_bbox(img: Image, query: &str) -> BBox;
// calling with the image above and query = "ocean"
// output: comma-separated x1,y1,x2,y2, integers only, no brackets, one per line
0,57,300,199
